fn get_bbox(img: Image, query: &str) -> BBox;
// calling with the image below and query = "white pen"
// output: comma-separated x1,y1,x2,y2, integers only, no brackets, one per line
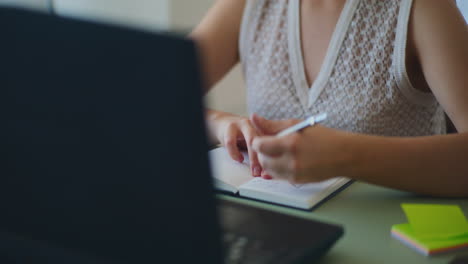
276,113,327,137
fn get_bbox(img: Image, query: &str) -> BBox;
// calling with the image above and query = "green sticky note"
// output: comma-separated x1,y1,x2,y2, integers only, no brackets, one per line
401,204,468,239
392,223,468,255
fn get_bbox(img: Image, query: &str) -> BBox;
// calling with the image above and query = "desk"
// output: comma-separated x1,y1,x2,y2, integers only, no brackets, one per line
219,182,468,264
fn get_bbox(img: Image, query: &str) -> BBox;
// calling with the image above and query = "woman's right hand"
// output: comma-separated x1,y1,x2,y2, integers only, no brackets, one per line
206,110,268,178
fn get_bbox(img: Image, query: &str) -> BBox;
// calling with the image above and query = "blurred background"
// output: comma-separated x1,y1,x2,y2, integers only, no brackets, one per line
0,0,247,116
1,0,467,117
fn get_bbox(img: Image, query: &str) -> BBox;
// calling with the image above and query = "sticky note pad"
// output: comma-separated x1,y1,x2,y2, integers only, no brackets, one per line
402,203,468,239
391,204,468,256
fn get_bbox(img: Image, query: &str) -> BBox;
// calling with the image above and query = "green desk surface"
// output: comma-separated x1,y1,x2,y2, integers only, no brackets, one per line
218,182,468,264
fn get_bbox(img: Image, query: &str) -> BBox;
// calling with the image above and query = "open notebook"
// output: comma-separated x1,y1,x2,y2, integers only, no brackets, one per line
209,147,351,210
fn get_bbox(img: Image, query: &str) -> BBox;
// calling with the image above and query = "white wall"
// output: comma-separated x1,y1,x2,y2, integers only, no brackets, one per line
169,0,211,31
53,0,170,32
0,0,51,12
458,0,468,22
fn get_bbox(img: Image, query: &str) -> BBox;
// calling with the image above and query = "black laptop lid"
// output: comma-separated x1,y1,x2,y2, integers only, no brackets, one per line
0,7,221,263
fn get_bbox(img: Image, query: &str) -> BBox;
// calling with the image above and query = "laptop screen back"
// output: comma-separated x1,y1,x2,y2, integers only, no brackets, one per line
0,7,222,263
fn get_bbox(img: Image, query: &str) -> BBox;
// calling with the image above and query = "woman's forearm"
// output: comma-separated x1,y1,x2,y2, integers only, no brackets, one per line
205,109,239,146
205,109,224,146
348,132,468,197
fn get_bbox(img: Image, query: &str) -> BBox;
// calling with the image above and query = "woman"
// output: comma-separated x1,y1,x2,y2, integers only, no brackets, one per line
191,0,468,196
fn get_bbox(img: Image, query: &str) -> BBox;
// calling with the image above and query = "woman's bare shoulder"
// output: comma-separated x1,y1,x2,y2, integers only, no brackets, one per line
410,0,468,131
411,0,466,32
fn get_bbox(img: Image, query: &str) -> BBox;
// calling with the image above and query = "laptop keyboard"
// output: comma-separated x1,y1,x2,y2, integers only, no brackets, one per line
222,232,302,264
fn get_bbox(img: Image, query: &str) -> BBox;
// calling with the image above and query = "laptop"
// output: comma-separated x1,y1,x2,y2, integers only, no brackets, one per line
0,7,344,263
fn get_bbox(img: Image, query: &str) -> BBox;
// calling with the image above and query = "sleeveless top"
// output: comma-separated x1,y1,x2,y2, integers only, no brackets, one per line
239,0,446,136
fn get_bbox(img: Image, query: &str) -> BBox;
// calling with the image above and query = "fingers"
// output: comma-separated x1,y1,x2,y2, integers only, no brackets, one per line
224,125,244,163
250,114,300,135
247,147,262,177
253,134,299,181
250,124,338,184
238,121,262,177
257,152,316,183
219,114,307,179
223,119,262,177
250,114,271,135
257,153,294,180
252,134,299,157
260,170,273,180
236,137,247,150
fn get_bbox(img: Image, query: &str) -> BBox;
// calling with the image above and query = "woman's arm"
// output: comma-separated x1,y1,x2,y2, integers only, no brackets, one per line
189,0,245,91
347,0,468,196
252,0,468,196
345,133,468,197
252,121,468,197
411,0,468,132
189,0,264,177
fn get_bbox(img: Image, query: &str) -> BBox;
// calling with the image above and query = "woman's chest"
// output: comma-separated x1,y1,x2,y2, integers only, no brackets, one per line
299,0,346,87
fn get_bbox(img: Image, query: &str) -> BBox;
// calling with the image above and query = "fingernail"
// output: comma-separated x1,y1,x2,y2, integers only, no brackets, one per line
253,166,261,176
262,174,273,180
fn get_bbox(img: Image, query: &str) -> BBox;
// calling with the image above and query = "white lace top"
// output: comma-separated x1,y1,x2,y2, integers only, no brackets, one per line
239,0,446,136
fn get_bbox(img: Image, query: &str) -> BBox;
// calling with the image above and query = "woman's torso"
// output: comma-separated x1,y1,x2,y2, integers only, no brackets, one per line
239,0,446,136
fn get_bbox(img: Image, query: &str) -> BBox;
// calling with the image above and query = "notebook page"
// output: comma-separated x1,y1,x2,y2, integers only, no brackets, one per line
208,147,252,193
238,177,350,209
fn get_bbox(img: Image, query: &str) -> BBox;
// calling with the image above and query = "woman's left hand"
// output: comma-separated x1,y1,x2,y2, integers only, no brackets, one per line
251,114,354,183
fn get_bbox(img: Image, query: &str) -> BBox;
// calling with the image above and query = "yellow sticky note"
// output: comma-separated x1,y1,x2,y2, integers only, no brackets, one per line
401,204,468,239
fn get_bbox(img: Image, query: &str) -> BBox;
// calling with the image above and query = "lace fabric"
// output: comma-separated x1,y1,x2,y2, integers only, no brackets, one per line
239,0,446,136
